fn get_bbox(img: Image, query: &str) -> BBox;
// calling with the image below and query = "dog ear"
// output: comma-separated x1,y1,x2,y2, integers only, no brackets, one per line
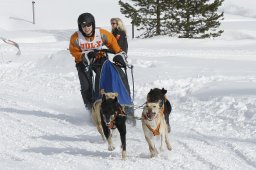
159,99,164,107
147,89,152,100
161,88,167,95
100,89,105,96
114,96,118,102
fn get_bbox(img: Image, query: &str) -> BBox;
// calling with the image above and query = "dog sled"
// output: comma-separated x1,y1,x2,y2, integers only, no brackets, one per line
87,49,136,125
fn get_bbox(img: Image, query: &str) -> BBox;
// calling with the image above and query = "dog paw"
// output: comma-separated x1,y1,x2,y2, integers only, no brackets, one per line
167,145,172,151
108,145,115,151
150,150,158,158
150,152,158,158
121,151,127,160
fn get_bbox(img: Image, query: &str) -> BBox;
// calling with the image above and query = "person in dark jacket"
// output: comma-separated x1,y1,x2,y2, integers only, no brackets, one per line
110,18,128,54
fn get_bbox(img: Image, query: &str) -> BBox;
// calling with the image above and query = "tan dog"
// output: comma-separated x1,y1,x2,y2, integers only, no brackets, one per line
91,89,118,141
141,101,172,157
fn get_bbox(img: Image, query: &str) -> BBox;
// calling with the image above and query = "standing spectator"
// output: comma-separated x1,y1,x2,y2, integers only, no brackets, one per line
110,18,128,54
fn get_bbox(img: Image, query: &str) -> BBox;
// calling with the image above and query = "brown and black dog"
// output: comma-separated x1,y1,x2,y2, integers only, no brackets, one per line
91,90,127,160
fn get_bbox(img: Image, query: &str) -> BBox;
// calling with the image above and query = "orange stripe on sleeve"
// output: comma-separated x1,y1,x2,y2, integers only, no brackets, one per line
100,29,122,53
69,32,82,63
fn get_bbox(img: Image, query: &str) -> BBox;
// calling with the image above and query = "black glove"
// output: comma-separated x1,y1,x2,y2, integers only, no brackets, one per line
113,51,128,68
81,51,96,65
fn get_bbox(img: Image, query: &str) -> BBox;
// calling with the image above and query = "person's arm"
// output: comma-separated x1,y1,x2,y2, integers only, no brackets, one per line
69,32,82,63
100,29,122,53
120,31,128,54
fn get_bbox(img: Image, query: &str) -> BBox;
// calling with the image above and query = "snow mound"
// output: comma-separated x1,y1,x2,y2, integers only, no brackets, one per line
36,50,75,73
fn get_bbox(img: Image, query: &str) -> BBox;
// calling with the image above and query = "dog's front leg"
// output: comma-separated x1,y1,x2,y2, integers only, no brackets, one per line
116,116,127,160
101,121,115,151
107,136,115,151
145,135,158,157
160,132,166,151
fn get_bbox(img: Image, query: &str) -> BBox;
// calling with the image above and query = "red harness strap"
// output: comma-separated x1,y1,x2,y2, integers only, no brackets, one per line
146,122,161,136
144,106,164,136
108,106,125,129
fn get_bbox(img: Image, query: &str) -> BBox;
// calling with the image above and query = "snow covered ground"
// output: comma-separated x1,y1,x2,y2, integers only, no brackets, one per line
1,0,256,170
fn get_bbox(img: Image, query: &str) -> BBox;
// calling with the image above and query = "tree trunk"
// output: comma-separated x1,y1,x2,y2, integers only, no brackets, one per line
156,0,160,35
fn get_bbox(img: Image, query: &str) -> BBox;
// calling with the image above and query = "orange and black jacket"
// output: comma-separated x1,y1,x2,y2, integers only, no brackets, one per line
69,28,122,63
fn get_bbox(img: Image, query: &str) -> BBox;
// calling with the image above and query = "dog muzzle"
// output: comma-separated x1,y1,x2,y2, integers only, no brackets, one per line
105,115,116,129
145,111,156,121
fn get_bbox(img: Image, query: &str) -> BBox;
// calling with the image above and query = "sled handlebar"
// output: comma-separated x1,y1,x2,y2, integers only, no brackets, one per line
93,49,115,54
94,49,133,67
89,49,133,68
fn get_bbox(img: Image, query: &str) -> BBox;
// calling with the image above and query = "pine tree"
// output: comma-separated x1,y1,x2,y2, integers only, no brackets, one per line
119,0,173,38
169,0,224,38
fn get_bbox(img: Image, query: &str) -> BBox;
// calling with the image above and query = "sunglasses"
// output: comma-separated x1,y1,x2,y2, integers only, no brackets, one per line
81,22,92,28
111,22,117,25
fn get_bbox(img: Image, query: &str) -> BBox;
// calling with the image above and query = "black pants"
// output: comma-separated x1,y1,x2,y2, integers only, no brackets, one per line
76,57,107,109
76,62,93,109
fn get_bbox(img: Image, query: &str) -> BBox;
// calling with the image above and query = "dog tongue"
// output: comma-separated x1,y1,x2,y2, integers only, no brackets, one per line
147,111,154,119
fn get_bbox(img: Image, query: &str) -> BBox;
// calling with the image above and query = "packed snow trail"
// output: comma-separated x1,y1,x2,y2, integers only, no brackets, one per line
1,30,256,170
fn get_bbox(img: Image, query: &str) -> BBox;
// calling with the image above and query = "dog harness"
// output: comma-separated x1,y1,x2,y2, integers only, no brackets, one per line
108,106,126,129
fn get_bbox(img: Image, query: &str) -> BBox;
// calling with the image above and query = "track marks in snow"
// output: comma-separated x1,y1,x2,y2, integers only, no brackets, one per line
175,128,256,170
176,139,221,169
225,142,256,169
